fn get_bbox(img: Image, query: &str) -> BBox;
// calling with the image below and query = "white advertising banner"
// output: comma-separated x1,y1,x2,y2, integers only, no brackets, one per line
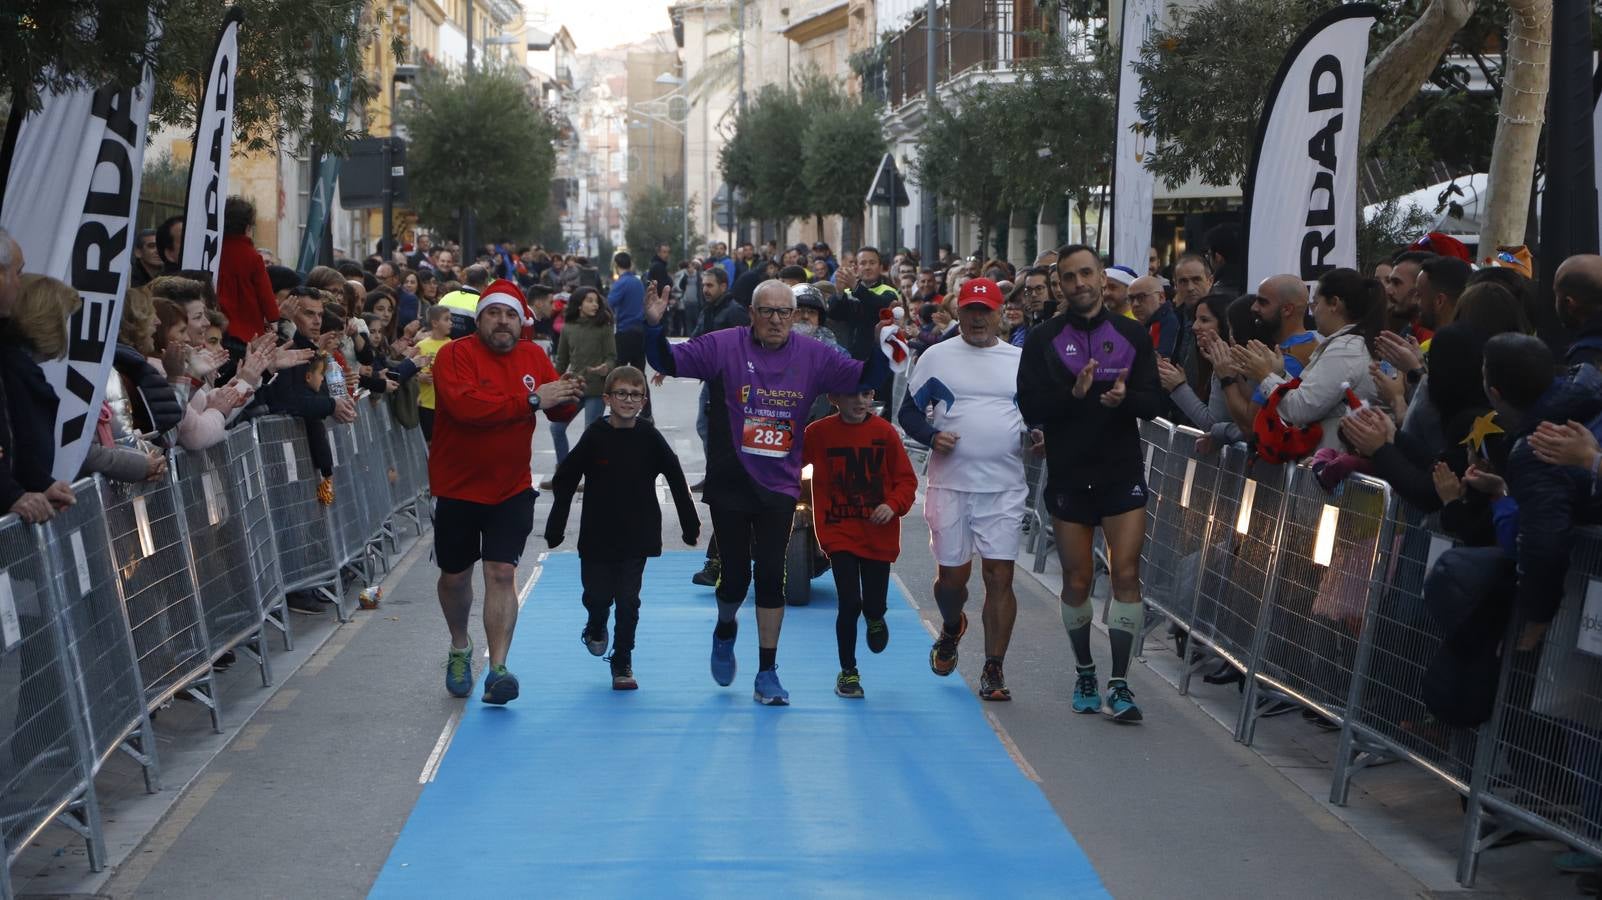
181,8,243,280
1243,4,1380,293
1111,0,1163,271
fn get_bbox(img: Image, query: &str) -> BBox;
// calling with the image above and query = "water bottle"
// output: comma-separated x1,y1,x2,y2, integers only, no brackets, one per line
325,355,346,396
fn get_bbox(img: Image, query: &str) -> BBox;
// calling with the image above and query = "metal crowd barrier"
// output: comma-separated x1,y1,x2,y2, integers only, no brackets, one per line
1125,419,1602,886
2,400,432,896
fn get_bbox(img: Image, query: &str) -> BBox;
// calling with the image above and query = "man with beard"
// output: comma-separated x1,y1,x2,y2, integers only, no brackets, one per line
431,280,584,705
912,268,944,306
1382,251,1436,343
1018,245,1161,722
1103,265,1139,319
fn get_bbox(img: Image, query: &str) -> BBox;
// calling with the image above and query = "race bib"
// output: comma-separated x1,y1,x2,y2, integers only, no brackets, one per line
741,416,794,457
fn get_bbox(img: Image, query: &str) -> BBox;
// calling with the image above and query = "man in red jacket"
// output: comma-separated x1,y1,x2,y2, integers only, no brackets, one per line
431,279,583,704
215,197,281,343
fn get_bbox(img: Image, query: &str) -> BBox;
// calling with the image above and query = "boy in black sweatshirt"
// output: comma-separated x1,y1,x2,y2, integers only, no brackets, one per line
544,366,700,689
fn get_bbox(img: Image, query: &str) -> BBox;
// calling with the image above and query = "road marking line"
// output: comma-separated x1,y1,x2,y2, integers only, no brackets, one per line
229,723,272,752
984,709,1043,783
517,555,548,610
920,617,938,639
420,708,463,784
892,572,919,609
263,688,300,712
105,770,230,895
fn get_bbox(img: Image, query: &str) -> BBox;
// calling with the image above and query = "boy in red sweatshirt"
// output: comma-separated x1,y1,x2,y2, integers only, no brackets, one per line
803,388,918,698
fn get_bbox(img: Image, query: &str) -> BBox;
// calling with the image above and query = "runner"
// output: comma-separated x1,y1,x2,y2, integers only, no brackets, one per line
431,279,584,704
898,278,1039,701
1018,245,1162,722
643,279,902,705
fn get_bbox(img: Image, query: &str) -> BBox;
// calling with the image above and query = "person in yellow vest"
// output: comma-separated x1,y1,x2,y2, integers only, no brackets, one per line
438,264,491,338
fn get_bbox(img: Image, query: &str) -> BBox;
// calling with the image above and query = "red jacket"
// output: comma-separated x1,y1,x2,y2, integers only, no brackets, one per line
802,413,918,562
429,335,575,504
216,234,279,342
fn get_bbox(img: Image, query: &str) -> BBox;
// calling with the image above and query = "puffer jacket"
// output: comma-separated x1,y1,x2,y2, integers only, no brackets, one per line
1505,363,1602,625
112,343,182,440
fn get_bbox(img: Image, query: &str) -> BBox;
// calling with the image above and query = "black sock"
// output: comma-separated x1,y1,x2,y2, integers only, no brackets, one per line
986,655,1003,668
1069,624,1094,668
1109,630,1133,679
714,620,737,641
759,646,777,671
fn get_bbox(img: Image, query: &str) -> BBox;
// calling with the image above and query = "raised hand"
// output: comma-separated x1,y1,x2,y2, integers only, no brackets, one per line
644,281,668,326
1099,372,1127,407
1156,357,1186,392
1375,330,1424,373
1072,358,1099,399
1431,461,1463,504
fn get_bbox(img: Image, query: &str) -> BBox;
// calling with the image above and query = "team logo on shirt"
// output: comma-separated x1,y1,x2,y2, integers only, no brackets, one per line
1102,341,1114,354
1062,342,1079,354
522,374,537,392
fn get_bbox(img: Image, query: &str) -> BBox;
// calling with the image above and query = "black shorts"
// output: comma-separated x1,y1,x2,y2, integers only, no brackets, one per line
1044,477,1148,527
434,489,536,574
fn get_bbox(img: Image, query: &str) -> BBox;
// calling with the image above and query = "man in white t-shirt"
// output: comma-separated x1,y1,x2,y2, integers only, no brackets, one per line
898,277,1041,702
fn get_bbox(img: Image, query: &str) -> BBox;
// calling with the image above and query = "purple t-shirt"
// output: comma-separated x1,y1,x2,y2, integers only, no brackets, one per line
671,327,865,498
1052,317,1139,382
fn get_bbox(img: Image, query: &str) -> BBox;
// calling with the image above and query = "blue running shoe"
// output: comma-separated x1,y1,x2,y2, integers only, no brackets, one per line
482,665,520,705
444,641,473,698
710,630,737,686
1105,678,1143,723
1072,665,1101,714
753,668,789,706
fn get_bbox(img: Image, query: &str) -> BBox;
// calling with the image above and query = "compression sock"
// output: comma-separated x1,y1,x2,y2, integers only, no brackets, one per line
1062,602,1094,668
759,647,777,671
933,584,967,636
1108,600,1144,679
713,618,738,642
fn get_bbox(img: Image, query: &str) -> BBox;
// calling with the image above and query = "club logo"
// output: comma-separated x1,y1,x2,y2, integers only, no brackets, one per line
1102,341,1114,354
523,374,537,393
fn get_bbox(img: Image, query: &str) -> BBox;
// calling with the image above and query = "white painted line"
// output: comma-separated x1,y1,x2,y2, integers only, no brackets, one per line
892,572,919,610
920,617,939,639
516,553,549,610
419,708,463,784
984,709,1043,783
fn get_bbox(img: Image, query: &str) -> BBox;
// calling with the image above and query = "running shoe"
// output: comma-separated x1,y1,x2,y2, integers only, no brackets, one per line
710,630,737,686
753,668,790,706
865,618,889,654
979,658,1011,702
1105,678,1142,723
444,641,474,698
482,665,520,705
609,653,637,691
1072,665,1101,714
835,668,864,699
691,558,721,587
581,624,608,657
928,612,967,677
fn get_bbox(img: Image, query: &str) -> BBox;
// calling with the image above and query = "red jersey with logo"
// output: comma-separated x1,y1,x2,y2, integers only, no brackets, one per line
802,413,918,562
430,335,574,504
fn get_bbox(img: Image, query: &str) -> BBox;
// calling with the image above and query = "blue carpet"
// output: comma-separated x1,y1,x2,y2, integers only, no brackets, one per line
371,551,1107,898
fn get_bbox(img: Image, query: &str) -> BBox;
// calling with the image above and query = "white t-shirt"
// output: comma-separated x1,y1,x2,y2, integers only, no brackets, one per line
908,337,1026,492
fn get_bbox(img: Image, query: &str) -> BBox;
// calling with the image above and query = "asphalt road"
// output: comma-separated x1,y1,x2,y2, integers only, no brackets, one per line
20,368,1536,898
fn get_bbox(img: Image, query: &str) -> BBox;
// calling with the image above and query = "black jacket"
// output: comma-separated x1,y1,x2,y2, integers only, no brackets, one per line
0,345,59,492
693,296,750,337
543,418,699,559
1505,363,1602,624
112,343,182,439
647,257,673,295
262,333,336,420
1566,314,1602,368
827,279,899,363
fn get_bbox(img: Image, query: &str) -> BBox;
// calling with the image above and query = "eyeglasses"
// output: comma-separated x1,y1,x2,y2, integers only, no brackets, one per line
1128,291,1162,302
606,390,646,401
1023,284,1048,295
753,306,796,320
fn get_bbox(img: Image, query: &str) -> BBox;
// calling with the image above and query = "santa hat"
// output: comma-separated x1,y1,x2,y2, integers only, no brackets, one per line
475,279,534,326
1409,232,1472,263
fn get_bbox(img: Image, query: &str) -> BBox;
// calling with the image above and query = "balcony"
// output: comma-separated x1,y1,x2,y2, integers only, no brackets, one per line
882,0,1052,108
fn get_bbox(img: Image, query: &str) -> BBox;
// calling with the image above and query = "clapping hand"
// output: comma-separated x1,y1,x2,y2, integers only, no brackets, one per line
1431,461,1464,504
1099,372,1127,408
1338,407,1393,457
1370,361,1404,410
1072,359,1099,399
836,257,858,291
1231,340,1281,383
1529,420,1599,468
1375,330,1424,373
1157,357,1186,392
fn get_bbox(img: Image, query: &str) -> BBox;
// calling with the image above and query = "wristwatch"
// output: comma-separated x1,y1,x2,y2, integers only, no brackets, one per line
1405,368,1424,386
1219,375,1240,388
528,390,542,411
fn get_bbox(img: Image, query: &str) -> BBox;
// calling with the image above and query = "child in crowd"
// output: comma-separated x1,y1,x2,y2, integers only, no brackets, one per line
803,387,918,698
543,366,700,690
414,305,452,444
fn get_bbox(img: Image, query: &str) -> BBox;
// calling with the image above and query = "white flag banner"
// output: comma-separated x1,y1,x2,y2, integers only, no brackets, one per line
1243,4,1380,293
1111,0,1163,271
1592,67,1601,245
181,8,243,280
0,30,161,481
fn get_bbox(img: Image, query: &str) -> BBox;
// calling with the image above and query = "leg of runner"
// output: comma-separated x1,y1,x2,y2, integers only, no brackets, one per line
929,563,970,676
859,558,891,656
610,558,645,691
579,557,612,657
750,507,793,705
438,568,475,698
978,558,1017,701
480,561,520,703
831,551,865,698
1100,508,1147,723
1055,521,1101,715
708,507,753,687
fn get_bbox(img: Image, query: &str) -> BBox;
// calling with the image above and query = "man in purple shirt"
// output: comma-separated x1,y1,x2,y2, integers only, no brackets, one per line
646,279,891,704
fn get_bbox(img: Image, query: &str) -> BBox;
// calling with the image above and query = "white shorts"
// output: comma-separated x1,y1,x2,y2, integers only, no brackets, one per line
924,486,1030,566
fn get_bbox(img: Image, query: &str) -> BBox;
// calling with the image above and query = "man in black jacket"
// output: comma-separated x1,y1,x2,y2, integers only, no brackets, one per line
647,243,673,297
1556,254,1602,367
828,246,901,363
1484,334,1602,652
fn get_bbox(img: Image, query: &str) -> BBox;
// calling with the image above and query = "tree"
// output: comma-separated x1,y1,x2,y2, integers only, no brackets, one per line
3,1,399,154
912,85,1009,255
719,76,834,235
800,95,886,235
401,64,558,243
1476,0,1551,250
998,43,1116,232
625,185,703,262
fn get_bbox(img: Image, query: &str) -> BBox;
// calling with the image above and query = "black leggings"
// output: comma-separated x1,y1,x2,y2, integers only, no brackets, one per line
710,505,793,610
581,556,646,654
831,551,890,669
